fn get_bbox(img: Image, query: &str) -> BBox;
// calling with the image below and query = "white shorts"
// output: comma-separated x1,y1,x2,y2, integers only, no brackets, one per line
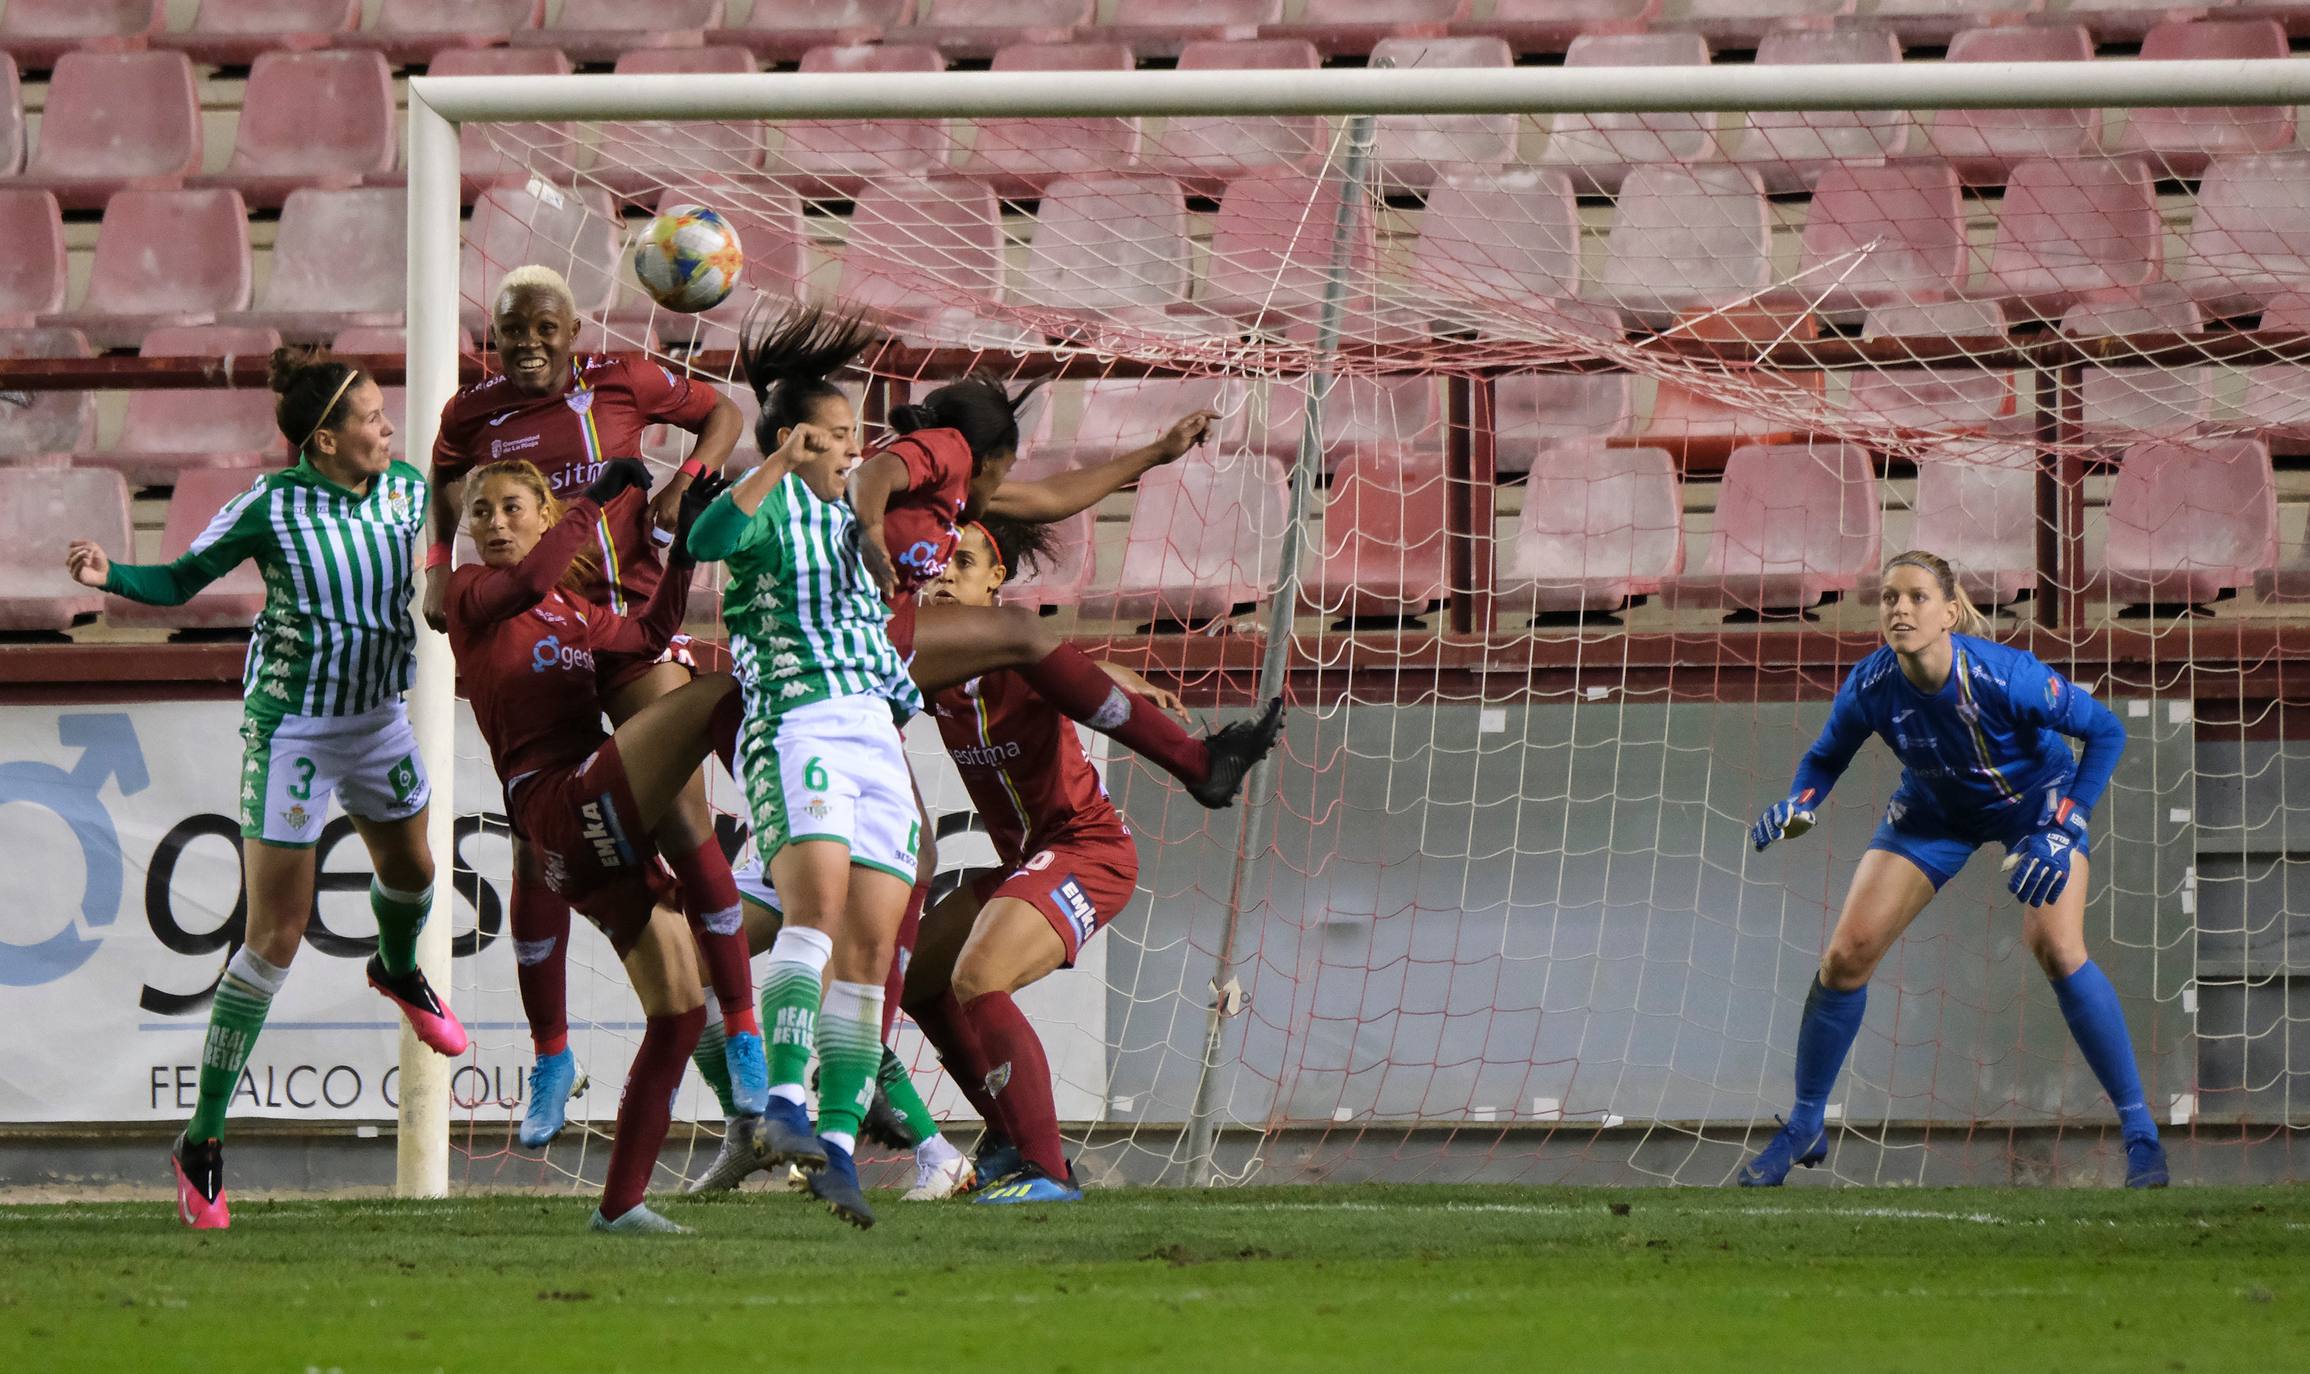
240,700,430,847
739,694,920,883
732,853,781,913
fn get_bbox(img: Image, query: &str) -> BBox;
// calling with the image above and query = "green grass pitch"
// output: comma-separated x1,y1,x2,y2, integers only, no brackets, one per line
2,1185,2302,1372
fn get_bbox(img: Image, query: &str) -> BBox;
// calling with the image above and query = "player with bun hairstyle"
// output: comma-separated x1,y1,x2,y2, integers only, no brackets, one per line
1741,550,2168,1189
425,264,763,1153
67,349,456,1230
445,452,738,1232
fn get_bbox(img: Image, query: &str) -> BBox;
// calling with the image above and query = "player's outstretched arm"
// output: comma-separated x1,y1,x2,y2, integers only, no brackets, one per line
599,476,724,660
648,391,746,532
449,485,636,627
986,409,1217,523
67,484,269,607
1751,669,1873,852
2003,662,2126,907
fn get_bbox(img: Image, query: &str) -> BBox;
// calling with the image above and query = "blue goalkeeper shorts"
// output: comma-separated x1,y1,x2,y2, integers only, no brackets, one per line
1866,773,2078,890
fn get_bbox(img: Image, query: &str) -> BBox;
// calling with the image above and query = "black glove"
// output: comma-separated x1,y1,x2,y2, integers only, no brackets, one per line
583,457,653,506
671,472,732,567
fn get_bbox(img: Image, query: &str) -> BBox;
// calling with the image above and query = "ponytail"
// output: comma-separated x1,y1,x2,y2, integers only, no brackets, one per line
741,303,880,451
1883,549,1989,639
891,373,1045,472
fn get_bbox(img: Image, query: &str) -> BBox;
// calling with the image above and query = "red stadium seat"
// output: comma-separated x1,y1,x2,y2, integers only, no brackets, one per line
588,47,763,199
894,0,1094,58
419,47,576,202
1984,156,2161,320
731,1,911,63
12,50,200,210
1925,25,2097,186
0,467,129,632
773,45,951,198
1088,449,1284,627
990,449,1097,609
2069,0,2242,44
1494,375,1635,475
1015,173,1191,329
1304,451,1450,622
1194,168,1378,331
1370,36,1516,192
2172,152,2310,319
1907,440,2039,607
836,176,1008,343
2064,286,2215,445
511,0,718,63
1250,375,1440,472
1450,0,1660,56
1142,39,1324,197
1260,0,1468,57
459,183,618,339
1674,0,1856,46
104,467,272,632
1639,306,1820,457
154,0,359,67
0,328,95,468
342,0,543,67
193,50,395,211
1849,299,2017,435
2100,437,2277,606
78,326,284,488
222,187,405,343
2108,19,2292,179
1791,161,1966,321
1100,0,1281,59
960,41,1141,198
1590,164,1772,327
1660,440,1882,615
1728,27,1910,196
1026,375,1246,468
41,190,252,349
0,190,68,328
1406,169,1582,335
1499,440,1682,615
0,56,23,176
1538,31,1715,196
0,0,159,71
1868,1,2045,47
2237,288,2310,444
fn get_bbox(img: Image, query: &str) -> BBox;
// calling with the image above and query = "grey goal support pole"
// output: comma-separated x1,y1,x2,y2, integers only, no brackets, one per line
1181,111,1378,1188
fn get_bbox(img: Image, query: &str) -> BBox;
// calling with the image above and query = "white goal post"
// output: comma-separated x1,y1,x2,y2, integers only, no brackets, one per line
396,54,2310,1195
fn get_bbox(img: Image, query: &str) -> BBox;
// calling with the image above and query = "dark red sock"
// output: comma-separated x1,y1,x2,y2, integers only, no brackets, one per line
881,881,932,1041
912,990,1008,1132
509,880,571,1058
962,990,1065,1177
666,836,758,1036
1018,643,1210,786
601,1004,703,1221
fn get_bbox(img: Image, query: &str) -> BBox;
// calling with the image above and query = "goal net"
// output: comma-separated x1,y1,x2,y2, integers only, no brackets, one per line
410,56,2310,1193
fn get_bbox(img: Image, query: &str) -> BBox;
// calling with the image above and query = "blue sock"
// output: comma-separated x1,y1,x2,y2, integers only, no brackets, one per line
2051,960,2159,1145
1788,976,1866,1138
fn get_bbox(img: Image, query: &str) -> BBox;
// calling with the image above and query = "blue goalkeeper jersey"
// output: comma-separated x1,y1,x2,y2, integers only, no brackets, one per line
1786,633,2125,824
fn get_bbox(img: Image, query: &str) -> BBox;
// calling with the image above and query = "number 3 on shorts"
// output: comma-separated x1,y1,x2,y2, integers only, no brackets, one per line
285,756,316,801
803,756,829,791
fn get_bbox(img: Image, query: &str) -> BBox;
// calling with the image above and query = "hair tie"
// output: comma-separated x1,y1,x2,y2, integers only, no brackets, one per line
299,369,359,452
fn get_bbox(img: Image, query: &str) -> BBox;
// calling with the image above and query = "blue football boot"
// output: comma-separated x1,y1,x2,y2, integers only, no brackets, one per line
2125,1135,2171,1189
519,1049,586,1149
972,1162,1082,1206
725,1030,769,1118
751,1096,826,1171
971,1135,1023,1190
806,1139,876,1229
1735,1117,1828,1187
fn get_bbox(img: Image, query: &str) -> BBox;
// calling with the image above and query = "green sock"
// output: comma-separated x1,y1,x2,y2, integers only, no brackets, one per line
815,981,884,1147
188,949,285,1142
370,879,430,978
760,959,822,1098
876,1045,937,1148
691,998,737,1118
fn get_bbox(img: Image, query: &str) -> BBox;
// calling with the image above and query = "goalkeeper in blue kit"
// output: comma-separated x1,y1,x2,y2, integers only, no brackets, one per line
1742,550,2168,1189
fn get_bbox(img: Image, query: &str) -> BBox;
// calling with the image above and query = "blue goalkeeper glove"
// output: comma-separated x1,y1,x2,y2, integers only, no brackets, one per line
1750,790,1818,852
2006,793,2091,908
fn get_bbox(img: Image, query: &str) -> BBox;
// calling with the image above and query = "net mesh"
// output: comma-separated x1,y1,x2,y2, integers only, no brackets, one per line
433,74,2310,1191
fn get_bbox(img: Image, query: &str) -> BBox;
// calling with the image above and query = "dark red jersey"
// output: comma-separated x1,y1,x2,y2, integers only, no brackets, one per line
445,490,692,794
933,667,1129,865
433,355,720,611
875,427,973,600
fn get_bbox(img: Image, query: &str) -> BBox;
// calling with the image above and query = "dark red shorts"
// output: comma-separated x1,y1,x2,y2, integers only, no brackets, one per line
970,830,1139,967
600,632,731,699
510,738,673,956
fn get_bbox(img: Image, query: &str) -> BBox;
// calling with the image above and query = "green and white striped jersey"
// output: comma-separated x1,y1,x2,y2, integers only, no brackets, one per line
105,459,427,725
690,471,921,723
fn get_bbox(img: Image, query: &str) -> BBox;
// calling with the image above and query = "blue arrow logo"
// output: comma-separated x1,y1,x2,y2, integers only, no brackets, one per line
0,713,149,986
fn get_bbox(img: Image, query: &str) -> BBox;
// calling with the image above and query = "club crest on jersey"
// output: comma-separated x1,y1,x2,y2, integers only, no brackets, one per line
564,390,594,416
1957,700,1980,726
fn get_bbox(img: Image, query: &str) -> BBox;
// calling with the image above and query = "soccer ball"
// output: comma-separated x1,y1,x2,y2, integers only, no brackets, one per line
631,205,743,314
